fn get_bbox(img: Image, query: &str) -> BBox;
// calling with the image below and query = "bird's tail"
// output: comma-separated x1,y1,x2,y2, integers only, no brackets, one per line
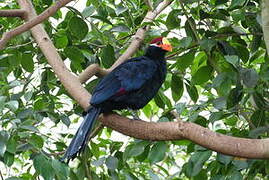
61,107,101,161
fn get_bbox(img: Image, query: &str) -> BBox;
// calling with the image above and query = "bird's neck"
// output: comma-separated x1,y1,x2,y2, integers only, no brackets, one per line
144,46,166,61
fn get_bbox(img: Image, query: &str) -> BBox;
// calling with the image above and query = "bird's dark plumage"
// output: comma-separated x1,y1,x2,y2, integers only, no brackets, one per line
62,37,172,161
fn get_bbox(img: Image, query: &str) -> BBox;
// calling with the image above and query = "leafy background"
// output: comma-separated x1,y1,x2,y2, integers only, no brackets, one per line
0,0,269,179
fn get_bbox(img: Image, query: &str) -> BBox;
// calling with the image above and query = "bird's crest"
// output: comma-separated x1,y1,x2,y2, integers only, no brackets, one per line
150,37,163,44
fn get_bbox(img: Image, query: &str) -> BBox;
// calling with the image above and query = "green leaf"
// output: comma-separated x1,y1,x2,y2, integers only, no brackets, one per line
91,15,112,25
115,6,128,16
209,111,223,122
192,66,213,85
92,157,106,167
176,51,195,71
185,18,198,42
190,151,212,176
230,0,246,9
6,138,16,154
178,37,192,48
64,46,84,63
154,92,165,109
217,153,232,165
4,152,14,166
166,10,181,30
148,142,167,164
200,39,217,52
105,156,118,170
55,35,68,49
175,103,186,115
82,6,95,18
33,154,55,180
61,114,71,127
240,68,259,88
227,87,243,109
224,115,238,126
171,74,183,101
111,25,130,32
0,130,9,156
101,45,115,68
234,44,249,63
21,53,34,72
212,97,226,110
230,170,243,180
6,100,19,112
186,83,198,102
0,96,7,111
249,126,269,138
147,170,160,180
224,55,239,69
232,159,248,170
29,134,44,149
52,159,69,179
127,141,148,157
250,110,265,127
69,16,88,40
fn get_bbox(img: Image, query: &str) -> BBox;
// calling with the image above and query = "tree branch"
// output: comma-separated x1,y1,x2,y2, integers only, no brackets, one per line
262,0,269,54
0,9,26,18
78,0,173,83
0,0,74,50
100,113,269,159
17,0,90,109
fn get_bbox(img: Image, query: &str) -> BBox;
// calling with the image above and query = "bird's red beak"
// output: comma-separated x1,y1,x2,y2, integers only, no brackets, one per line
159,38,172,52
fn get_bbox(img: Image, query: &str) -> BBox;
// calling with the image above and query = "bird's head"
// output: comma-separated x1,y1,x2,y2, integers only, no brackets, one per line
149,37,173,52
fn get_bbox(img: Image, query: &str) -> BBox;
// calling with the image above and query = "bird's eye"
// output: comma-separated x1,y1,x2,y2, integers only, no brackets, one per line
156,41,162,45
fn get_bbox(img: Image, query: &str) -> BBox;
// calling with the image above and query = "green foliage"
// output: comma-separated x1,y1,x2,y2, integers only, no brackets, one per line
0,0,269,179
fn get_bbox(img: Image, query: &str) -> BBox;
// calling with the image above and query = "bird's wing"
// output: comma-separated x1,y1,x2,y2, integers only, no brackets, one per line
90,56,157,105
115,57,157,91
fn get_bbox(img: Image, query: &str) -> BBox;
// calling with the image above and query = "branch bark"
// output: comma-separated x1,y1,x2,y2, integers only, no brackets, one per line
0,0,74,49
100,113,269,159
17,0,90,109
0,9,26,18
262,0,269,54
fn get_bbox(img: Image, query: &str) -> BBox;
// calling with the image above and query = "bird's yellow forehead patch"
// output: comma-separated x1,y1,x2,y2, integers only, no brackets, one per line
162,37,171,45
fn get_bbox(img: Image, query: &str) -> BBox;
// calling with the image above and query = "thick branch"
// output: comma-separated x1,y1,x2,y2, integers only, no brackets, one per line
0,9,26,18
262,0,269,54
17,0,90,109
100,113,269,159
0,0,73,49
78,0,173,83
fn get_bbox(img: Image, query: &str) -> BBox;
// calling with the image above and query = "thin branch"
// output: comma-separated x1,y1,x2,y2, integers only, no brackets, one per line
0,170,3,180
100,113,269,159
6,40,34,49
213,32,263,38
78,0,173,83
0,9,26,18
88,123,104,140
0,0,74,50
179,1,200,42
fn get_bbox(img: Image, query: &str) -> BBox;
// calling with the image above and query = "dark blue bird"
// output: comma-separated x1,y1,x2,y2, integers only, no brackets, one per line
62,37,172,161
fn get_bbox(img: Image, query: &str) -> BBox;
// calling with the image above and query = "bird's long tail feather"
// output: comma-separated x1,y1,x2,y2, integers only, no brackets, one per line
61,107,101,161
